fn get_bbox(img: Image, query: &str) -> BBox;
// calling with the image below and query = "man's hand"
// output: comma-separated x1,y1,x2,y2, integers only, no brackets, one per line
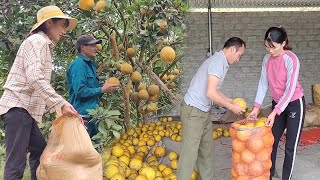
61,102,78,116
102,80,120,93
230,104,246,115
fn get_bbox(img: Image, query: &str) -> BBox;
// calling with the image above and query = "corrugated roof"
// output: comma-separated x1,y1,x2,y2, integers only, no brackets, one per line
189,0,320,8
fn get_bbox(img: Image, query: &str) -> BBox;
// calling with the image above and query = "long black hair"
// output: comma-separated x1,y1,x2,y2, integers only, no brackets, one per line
264,26,292,50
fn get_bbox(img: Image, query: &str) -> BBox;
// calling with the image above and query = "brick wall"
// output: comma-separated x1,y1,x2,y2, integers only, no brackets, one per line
182,11,320,107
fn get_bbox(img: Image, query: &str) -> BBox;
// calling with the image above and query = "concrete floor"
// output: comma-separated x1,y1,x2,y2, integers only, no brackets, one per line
161,126,320,180
214,136,320,180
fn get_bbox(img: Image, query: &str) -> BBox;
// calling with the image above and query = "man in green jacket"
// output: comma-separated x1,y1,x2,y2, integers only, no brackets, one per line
67,35,119,137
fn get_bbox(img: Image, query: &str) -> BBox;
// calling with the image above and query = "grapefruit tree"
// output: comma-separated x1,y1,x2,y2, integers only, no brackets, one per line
0,0,187,148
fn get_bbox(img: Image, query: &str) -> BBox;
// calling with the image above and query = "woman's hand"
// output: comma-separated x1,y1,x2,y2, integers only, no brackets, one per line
266,111,277,127
247,107,259,120
61,102,78,116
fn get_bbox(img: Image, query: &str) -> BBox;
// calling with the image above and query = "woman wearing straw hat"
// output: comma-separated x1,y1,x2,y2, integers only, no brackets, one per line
0,6,78,180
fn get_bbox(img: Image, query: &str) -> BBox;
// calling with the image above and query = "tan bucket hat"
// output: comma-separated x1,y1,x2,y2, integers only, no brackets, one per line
30,6,78,32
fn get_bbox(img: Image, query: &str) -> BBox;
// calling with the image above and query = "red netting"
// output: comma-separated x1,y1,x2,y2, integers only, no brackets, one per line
281,127,320,146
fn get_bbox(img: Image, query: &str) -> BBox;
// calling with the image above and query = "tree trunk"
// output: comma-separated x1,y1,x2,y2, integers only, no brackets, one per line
110,30,120,60
123,78,132,130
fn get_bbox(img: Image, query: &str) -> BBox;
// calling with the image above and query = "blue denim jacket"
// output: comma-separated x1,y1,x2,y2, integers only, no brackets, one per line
67,54,102,116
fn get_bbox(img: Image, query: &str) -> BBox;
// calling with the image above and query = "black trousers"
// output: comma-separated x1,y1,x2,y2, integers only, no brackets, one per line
3,107,46,180
270,97,306,180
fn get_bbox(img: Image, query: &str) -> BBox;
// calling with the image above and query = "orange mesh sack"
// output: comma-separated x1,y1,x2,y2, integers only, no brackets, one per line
229,119,274,180
36,115,102,180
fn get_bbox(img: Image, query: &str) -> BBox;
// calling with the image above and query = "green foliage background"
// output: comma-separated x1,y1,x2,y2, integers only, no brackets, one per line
0,0,186,151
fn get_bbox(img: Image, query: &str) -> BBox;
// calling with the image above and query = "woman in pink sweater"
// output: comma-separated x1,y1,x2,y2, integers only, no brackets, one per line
249,27,306,180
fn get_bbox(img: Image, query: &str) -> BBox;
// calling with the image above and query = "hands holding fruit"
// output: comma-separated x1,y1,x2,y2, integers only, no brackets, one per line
247,107,274,127
102,77,120,93
231,98,274,127
230,98,247,115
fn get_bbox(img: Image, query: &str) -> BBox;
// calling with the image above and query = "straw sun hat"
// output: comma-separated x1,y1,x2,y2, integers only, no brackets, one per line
30,6,78,32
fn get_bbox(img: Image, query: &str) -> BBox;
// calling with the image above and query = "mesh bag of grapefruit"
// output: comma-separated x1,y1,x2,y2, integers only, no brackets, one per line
229,118,274,180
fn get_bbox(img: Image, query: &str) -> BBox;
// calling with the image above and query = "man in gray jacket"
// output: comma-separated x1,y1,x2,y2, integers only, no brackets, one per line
177,37,246,180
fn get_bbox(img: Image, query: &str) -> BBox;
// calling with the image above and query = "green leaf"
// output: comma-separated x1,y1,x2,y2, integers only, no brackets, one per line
91,133,103,140
37,123,45,129
98,121,109,135
112,124,122,131
86,109,97,116
108,110,121,116
112,130,121,139
93,143,101,148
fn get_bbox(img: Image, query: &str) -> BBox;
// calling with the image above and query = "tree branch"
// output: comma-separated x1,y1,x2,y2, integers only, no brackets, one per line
160,56,181,79
113,1,126,43
146,47,161,64
100,22,121,41
169,41,184,46
110,30,120,60
136,62,179,106
100,24,111,39
123,77,132,130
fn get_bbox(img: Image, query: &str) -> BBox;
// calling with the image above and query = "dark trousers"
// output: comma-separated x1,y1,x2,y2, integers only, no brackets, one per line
3,107,46,180
84,118,98,138
270,97,306,180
